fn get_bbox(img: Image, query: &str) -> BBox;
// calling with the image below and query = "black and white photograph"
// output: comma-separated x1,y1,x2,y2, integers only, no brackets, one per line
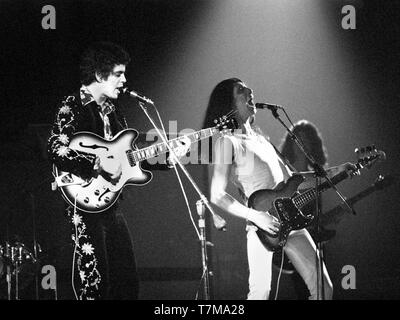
0,0,399,308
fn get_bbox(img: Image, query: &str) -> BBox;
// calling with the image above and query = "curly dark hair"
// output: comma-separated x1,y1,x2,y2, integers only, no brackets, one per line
80,41,130,86
279,119,328,167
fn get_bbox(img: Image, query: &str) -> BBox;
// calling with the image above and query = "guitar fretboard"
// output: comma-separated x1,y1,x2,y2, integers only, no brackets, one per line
292,170,350,209
126,127,219,165
291,151,384,211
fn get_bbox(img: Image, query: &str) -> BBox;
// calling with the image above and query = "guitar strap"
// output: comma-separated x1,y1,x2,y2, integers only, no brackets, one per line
239,140,298,207
269,141,299,174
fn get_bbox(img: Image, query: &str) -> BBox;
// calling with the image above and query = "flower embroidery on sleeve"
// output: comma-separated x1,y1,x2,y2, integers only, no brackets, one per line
56,145,70,157
59,105,72,114
59,133,69,145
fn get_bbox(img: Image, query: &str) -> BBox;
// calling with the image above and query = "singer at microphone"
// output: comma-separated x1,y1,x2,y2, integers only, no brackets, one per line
202,78,338,300
255,102,282,111
121,87,154,104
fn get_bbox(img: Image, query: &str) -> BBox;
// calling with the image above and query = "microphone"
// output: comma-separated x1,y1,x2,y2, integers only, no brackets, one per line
121,87,154,104
255,102,282,111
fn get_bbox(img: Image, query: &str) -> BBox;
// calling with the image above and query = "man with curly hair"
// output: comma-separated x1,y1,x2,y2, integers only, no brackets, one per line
47,42,187,299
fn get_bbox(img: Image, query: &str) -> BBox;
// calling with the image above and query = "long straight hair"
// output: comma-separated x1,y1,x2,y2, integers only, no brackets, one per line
202,78,242,129
279,119,328,167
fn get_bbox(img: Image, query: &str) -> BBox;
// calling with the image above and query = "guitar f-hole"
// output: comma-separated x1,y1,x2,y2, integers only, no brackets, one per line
79,142,109,151
98,188,111,202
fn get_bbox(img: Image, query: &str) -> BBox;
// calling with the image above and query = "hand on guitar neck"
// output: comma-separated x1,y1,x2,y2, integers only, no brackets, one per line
338,162,359,176
166,136,192,168
94,156,122,184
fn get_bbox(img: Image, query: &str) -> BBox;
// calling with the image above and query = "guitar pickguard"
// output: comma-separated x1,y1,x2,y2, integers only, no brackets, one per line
274,197,314,230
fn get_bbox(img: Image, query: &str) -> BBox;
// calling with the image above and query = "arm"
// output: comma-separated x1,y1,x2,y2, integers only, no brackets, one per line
47,96,97,180
210,137,280,234
298,162,356,189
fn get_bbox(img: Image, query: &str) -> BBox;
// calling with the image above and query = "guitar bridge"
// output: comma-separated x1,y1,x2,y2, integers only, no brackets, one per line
55,172,85,187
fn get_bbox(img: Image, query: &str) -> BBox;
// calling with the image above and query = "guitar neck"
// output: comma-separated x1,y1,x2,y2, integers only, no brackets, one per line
294,149,385,213
292,170,350,209
321,184,378,226
129,127,218,163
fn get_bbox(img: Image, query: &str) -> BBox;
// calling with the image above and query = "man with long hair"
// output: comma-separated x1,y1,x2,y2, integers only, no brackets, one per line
203,78,354,300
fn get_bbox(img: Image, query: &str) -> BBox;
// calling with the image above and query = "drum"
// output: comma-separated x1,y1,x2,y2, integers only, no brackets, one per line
0,241,38,296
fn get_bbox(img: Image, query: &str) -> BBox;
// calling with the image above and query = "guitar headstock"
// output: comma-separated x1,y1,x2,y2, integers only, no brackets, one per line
213,112,238,134
351,145,386,176
373,174,395,190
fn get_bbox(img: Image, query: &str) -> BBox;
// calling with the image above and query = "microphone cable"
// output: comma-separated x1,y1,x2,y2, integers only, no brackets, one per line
71,195,80,300
138,101,201,241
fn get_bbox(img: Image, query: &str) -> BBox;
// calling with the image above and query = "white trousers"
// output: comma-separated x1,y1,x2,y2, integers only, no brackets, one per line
247,228,333,300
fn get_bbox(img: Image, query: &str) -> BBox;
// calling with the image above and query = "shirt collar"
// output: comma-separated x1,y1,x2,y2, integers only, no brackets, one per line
80,86,116,115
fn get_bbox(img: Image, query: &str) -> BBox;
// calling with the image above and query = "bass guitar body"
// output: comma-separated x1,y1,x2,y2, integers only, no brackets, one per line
247,174,315,251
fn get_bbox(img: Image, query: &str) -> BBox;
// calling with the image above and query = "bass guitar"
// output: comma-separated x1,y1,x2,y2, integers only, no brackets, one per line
247,146,386,252
53,114,237,213
272,173,394,274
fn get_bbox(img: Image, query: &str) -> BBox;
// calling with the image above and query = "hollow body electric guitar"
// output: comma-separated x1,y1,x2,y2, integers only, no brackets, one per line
247,146,385,252
53,116,236,213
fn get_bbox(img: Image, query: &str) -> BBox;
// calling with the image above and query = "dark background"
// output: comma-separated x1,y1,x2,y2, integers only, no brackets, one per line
0,0,399,300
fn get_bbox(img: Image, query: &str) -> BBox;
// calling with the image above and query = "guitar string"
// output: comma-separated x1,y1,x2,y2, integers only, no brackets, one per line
131,108,237,163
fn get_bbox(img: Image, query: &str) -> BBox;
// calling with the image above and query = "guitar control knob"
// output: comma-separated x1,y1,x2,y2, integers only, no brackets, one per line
104,197,110,203
84,197,89,204
94,190,100,196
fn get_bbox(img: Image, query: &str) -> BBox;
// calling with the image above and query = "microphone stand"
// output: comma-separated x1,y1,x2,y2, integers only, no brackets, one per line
5,241,12,300
29,192,40,300
135,101,227,232
3,205,12,300
131,98,227,300
268,107,354,300
196,200,212,300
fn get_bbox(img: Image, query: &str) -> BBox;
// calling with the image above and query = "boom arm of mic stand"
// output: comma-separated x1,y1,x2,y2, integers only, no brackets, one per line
272,109,355,215
136,102,227,231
